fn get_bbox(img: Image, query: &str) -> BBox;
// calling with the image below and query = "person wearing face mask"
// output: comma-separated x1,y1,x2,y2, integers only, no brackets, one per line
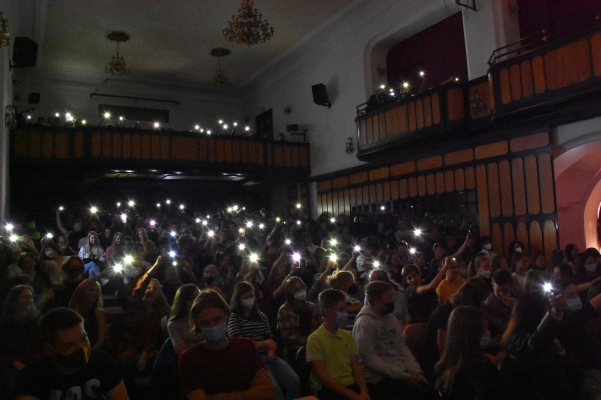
39,241,66,286
12,307,129,399
480,237,497,260
306,288,370,400
328,271,363,329
353,281,434,400
505,240,525,267
200,264,227,301
228,281,301,400
467,255,493,296
573,248,601,287
180,289,274,399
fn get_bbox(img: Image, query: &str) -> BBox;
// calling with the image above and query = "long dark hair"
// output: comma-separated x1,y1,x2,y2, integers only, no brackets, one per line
229,281,261,321
169,284,199,322
502,292,548,346
435,306,486,396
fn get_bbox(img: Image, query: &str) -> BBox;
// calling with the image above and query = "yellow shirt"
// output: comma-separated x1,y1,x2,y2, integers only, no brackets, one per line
306,324,359,391
436,278,466,304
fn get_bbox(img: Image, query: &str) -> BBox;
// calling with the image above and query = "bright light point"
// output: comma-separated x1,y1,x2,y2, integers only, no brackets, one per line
154,122,160,128
90,206,98,214
245,126,250,131
276,217,281,222
380,205,385,210
5,223,14,232
206,215,210,219
374,261,380,269
296,203,301,209
26,115,31,120
200,129,204,133
242,207,246,210
207,130,211,134
202,220,208,226
223,124,228,129
227,207,233,212
120,213,127,222
128,200,135,207
455,77,459,81
218,119,223,124
329,254,337,262
409,248,416,255
195,125,200,130
196,218,201,223
414,229,422,237
116,202,121,207
82,120,87,125
170,231,177,237
285,239,291,245
169,251,176,258
543,282,553,292
55,113,60,117
239,228,244,233
65,112,72,119
113,264,123,273
249,253,259,263
259,223,264,229
389,92,395,96
330,218,336,223
124,255,134,264
246,221,253,228
403,82,409,88
354,245,361,252
59,206,64,211
156,203,161,208
172,261,177,266
46,233,53,239
293,253,301,262
330,239,338,246
104,112,111,119
419,71,425,77
233,122,238,126
9,234,19,242
208,230,215,237
233,205,239,211
166,200,171,204
239,243,245,250
296,220,301,225
149,220,156,226
179,204,185,210
119,116,124,121
380,84,386,89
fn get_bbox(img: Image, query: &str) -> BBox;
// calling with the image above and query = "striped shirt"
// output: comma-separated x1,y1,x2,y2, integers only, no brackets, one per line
227,312,272,343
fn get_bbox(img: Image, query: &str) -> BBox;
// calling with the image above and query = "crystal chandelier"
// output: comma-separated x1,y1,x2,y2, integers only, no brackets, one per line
222,0,274,46
209,48,231,86
105,31,131,76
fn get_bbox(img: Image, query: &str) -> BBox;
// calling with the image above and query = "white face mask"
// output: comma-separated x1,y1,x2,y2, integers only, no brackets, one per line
483,243,492,251
480,270,491,279
294,291,306,301
45,249,55,258
241,297,255,309
515,247,522,253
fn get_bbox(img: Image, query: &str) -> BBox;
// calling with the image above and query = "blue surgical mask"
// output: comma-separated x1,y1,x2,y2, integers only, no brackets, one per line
566,297,583,312
201,322,227,343
585,263,597,273
334,311,348,328
480,335,491,349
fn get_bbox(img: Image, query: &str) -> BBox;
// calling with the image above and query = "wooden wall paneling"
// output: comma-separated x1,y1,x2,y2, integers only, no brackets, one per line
487,163,501,218
538,154,555,214
520,60,534,98
511,158,527,215
532,55,546,94
273,144,281,166
366,116,374,144
150,135,160,159
524,155,541,215
593,32,601,77
408,102,417,132
283,146,292,167
344,190,350,215
240,141,249,163
445,170,455,192
417,175,427,196
370,184,377,203
356,186,363,205
383,181,391,201
339,190,346,216
55,132,69,159
171,137,187,160
141,135,151,159
385,109,396,138
198,138,208,161
476,165,491,236
121,134,131,158
362,186,369,204
416,99,425,129
378,112,386,141
436,172,445,194
248,141,257,164
491,223,504,257
42,131,54,158
454,169,465,191
332,191,339,216
188,137,198,161
224,140,233,163
446,88,465,121
372,115,380,143
503,222,516,251
376,183,383,202
256,143,264,164
300,147,309,168
499,68,512,104
465,167,476,189
391,180,400,200
291,146,300,167
360,120,367,146
91,132,101,158
424,96,433,127
407,177,417,197
543,220,558,262
516,221,529,251
510,64,522,101
529,221,543,256
349,188,356,206
132,134,142,159
426,174,436,195
232,141,240,163
101,132,111,158
74,132,84,158
544,40,591,90
432,93,441,124
14,130,26,156
207,140,216,162
317,194,323,216
498,160,514,216
160,136,169,160
398,105,409,135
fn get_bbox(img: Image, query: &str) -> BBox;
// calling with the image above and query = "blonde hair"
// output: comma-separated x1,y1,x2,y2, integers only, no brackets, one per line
189,289,229,335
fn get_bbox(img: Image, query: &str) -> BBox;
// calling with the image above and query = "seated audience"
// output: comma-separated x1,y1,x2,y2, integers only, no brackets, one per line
68,273,107,349
167,284,202,355
436,257,466,304
403,257,450,323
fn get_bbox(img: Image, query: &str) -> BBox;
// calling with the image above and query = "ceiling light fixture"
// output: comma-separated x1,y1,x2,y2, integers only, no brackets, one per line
209,48,232,86
222,0,274,46
104,31,131,76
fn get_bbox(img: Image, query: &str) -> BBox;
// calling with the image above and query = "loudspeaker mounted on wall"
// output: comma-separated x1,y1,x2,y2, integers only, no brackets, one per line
11,37,38,69
312,83,331,108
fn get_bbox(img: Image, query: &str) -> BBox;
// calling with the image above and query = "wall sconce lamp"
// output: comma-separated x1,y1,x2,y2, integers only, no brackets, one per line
345,137,354,154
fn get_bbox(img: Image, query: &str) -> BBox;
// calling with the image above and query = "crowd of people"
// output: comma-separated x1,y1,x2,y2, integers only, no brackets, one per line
1,201,601,399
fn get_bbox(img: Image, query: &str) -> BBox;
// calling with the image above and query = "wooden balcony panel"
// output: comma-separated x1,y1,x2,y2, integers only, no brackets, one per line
132,134,142,159
593,32,601,76
42,131,54,158
102,132,112,158
151,135,160,160
113,133,123,158
55,132,69,159
141,135,151,159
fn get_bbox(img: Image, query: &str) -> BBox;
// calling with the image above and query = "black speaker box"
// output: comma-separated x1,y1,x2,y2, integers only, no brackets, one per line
13,37,38,68
312,83,331,108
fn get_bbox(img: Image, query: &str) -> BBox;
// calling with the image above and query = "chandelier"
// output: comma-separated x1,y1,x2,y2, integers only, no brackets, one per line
105,31,131,76
222,0,274,46
210,48,232,86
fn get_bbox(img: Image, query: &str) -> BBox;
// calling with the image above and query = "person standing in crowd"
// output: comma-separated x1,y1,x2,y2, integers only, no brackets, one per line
402,257,450,323
436,257,466,304
56,209,87,252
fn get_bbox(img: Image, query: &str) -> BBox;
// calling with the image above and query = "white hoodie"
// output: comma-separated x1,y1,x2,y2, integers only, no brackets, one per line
352,305,422,384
